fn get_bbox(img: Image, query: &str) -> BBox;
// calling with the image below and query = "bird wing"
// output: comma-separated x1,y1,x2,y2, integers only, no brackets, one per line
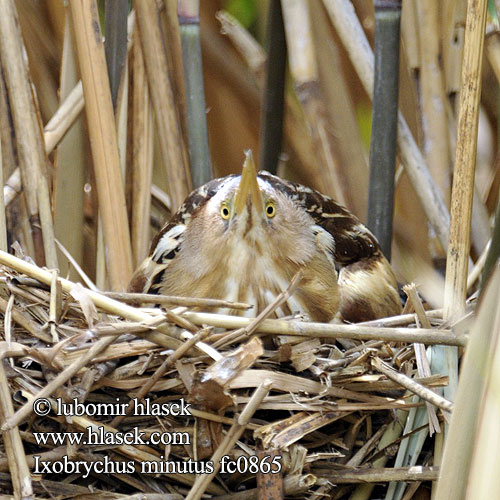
129,175,236,293
259,172,402,322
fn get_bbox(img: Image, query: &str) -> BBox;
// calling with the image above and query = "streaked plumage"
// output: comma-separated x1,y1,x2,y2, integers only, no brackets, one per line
130,153,401,322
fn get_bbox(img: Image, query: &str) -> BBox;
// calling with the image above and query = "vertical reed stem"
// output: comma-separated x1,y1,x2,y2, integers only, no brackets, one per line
259,0,287,175
104,0,128,110
179,0,212,188
367,0,402,259
444,0,487,321
70,0,133,291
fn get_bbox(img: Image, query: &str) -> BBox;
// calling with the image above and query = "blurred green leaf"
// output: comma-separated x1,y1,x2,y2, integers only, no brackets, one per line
356,102,372,151
488,0,499,30
225,0,258,29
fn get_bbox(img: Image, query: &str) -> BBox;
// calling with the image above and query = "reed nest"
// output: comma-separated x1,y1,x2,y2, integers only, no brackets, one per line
0,252,467,499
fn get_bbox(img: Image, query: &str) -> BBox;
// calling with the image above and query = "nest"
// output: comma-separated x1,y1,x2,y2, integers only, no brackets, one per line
0,253,466,500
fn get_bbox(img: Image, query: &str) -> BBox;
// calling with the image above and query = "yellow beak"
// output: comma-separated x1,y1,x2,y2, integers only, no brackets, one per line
233,150,264,216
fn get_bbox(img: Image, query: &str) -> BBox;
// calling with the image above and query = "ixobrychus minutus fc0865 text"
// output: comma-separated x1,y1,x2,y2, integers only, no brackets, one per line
130,152,402,323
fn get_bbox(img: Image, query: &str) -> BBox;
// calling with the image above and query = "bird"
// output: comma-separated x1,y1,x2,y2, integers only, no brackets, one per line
129,151,402,323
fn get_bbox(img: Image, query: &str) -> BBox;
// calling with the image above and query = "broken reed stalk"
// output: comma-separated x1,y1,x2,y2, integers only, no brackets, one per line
179,0,212,188
256,448,283,499
367,0,401,259
259,0,287,175
130,27,154,267
69,0,133,291
0,0,56,267
280,0,350,207
185,380,272,500
435,266,500,500
134,0,192,210
442,0,487,405
0,359,33,498
104,0,128,110
416,0,451,203
322,0,450,250
371,358,453,413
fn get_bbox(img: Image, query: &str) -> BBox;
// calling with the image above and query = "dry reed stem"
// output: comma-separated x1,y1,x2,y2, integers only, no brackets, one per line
467,238,490,290
0,0,55,265
162,0,188,146
442,0,467,92
401,0,419,70
0,139,6,252
322,0,450,250
134,0,192,210
53,13,86,280
181,311,465,346
416,0,451,202
465,281,500,498
444,0,487,320
131,27,154,267
45,81,85,154
185,380,272,500
0,359,33,499
69,0,133,291
371,357,453,413
104,291,251,310
313,466,438,483
281,0,348,207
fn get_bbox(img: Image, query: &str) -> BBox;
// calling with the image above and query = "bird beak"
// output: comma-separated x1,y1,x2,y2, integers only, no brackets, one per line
233,150,264,216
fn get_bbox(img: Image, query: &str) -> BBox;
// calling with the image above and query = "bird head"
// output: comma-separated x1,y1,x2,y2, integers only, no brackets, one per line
184,151,322,279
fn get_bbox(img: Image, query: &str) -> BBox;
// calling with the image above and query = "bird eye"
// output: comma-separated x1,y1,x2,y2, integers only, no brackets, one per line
221,202,231,220
265,202,276,218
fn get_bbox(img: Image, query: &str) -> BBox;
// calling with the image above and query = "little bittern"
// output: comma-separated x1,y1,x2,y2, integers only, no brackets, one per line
130,152,401,322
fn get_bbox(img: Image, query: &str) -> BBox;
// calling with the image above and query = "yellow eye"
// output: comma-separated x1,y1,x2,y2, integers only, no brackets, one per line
265,202,276,218
221,202,231,220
